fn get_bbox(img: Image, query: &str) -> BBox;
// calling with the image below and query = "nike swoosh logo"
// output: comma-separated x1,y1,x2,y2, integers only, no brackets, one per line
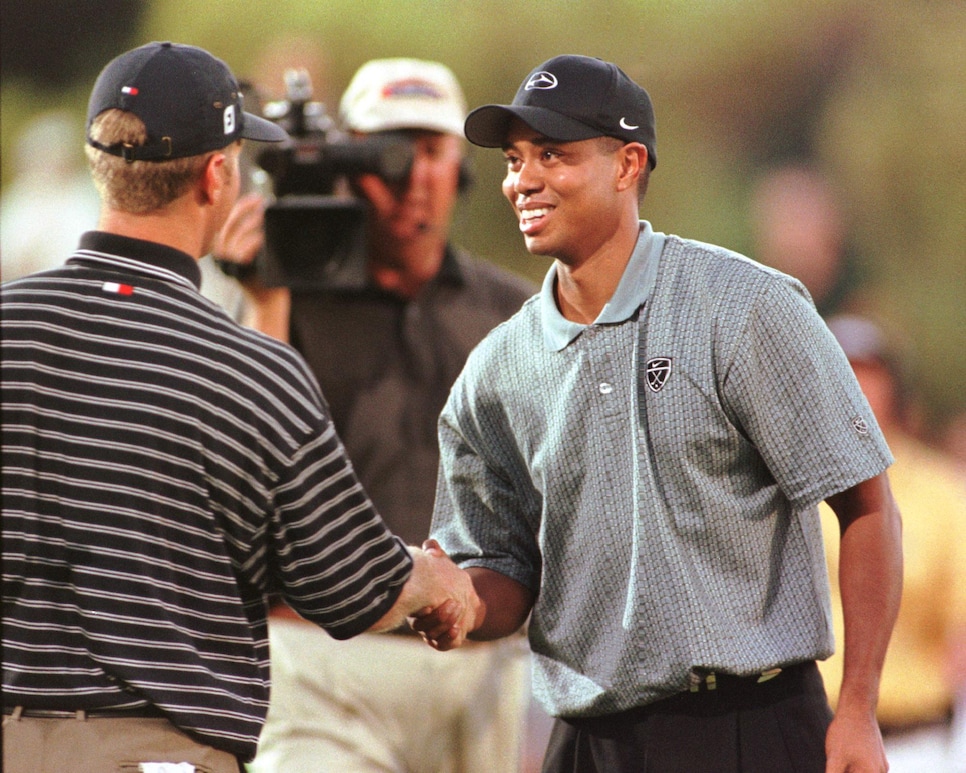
620,117,639,130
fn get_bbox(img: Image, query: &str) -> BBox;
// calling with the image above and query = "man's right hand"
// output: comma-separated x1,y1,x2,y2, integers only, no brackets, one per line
211,193,292,342
212,192,267,268
370,541,484,648
411,540,485,651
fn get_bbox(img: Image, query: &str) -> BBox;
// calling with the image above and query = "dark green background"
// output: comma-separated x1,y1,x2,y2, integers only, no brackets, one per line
3,0,963,429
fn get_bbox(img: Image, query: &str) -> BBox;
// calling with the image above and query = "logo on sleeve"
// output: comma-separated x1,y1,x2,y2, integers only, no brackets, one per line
851,416,869,435
645,357,672,392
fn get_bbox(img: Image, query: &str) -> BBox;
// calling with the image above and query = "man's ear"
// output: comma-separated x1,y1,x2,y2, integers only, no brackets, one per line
199,152,227,205
616,143,647,192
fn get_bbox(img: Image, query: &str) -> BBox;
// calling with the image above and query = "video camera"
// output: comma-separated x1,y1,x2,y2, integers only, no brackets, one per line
248,69,414,288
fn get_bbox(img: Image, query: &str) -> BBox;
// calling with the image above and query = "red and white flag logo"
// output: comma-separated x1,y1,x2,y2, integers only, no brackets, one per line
102,281,134,296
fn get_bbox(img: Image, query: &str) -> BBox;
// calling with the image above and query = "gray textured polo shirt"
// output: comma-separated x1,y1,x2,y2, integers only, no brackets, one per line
432,222,892,718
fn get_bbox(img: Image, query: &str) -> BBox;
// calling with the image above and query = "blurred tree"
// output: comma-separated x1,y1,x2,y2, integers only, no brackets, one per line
0,0,145,88
1,0,961,428
817,1,966,428
0,0,146,195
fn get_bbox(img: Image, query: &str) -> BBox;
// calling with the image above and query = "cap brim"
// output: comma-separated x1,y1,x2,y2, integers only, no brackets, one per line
464,104,603,148
240,112,289,143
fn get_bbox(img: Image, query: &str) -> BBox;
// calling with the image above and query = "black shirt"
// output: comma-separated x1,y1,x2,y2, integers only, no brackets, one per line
289,246,536,545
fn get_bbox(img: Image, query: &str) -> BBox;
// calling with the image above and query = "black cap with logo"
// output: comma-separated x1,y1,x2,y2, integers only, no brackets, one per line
86,41,288,162
464,54,656,169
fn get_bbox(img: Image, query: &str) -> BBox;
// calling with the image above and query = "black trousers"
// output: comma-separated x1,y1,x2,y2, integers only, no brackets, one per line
541,661,832,773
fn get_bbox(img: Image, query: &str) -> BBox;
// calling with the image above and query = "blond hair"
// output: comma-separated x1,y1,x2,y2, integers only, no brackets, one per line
85,110,210,213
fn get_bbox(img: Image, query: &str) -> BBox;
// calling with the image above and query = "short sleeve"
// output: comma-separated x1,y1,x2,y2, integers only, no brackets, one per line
271,421,413,639
431,370,543,592
721,276,893,508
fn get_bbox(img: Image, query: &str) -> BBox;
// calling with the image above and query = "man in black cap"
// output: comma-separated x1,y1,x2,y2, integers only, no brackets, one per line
1,42,479,773
418,55,903,773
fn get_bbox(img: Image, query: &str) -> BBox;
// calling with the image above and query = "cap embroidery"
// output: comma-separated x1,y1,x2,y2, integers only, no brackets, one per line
619,117,639,130
525,72,558,90
223,104,236,135
382,79,443,100
121,86,138,96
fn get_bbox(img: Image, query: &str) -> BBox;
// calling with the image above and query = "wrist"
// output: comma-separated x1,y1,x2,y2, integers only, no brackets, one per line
835,682,880,719
467,597,488,640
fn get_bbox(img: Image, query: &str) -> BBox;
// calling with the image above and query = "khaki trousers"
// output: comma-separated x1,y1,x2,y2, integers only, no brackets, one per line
249,619,531,773
2,708,242,773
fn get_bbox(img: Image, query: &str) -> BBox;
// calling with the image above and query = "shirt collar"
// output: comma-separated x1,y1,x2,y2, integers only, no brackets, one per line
541,221,666,351
68,231,202,290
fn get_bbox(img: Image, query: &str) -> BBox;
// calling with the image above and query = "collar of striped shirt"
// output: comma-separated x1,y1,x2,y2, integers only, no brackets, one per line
68,230,202,291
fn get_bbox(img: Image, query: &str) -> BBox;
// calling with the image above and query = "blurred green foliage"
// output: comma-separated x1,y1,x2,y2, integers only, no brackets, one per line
2,0,963,428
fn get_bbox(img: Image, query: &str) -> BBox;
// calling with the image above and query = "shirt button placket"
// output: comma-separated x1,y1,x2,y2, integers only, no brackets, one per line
592,329,619,411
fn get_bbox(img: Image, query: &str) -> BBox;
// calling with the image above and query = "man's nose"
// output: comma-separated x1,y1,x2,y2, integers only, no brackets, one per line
512,161,543,195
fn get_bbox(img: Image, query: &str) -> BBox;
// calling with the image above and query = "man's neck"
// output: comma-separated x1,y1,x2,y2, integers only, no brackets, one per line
553,216,640,324
97,204,206,260
367,239,447,299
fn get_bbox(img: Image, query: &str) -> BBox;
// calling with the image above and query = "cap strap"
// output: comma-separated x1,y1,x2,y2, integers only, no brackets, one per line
87,136,174,163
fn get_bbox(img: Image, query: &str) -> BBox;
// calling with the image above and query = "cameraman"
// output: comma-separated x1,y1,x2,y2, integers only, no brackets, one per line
213,59,536,773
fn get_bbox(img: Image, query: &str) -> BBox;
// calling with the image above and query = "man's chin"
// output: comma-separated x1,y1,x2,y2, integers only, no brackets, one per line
379,219,437,243
523,235,554,257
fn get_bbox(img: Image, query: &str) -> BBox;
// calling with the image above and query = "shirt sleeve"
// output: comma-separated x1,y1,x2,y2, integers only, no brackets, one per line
431,370,543,592
720,275,893,509
270,415,413,640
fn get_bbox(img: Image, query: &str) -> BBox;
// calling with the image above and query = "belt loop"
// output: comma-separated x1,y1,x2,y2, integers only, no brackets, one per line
688,671,702,693
687,669,717,692
11,706,24,721
76,710,87,721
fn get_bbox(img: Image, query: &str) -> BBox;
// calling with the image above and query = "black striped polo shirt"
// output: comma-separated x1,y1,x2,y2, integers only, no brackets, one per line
1,230,413,760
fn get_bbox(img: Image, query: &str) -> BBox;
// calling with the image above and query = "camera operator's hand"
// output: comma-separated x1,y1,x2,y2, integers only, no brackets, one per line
212,192,291,343
212,192,267,268
354,173,407,234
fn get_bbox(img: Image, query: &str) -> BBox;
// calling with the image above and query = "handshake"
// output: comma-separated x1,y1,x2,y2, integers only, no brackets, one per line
374,539,485,651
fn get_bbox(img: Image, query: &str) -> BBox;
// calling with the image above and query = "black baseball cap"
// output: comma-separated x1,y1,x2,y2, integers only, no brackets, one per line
86,41,288,162
464,55,656,169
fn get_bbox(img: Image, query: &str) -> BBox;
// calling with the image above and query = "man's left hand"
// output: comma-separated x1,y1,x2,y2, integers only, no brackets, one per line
825,708,888,773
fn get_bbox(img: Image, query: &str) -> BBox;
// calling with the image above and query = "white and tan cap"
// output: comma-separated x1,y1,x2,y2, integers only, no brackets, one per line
339,58,467,137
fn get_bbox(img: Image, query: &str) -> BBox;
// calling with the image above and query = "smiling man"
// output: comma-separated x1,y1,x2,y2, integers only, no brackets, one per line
419,54,903,773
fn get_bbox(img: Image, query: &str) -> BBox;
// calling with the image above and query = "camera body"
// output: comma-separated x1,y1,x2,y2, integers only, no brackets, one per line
252,69,414,289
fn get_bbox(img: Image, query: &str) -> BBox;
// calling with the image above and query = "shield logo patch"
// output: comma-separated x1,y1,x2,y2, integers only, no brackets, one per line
645,357,672,392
